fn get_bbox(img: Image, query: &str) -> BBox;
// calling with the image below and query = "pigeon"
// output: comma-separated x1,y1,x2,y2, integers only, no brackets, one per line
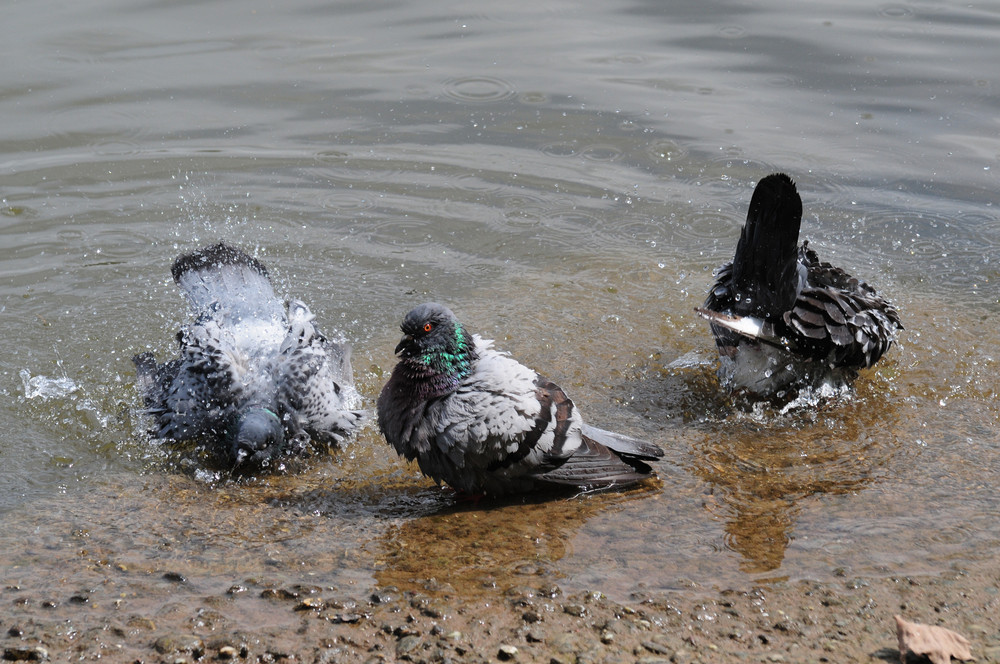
698,173,902,397
377,303,664,496
133,243,364,467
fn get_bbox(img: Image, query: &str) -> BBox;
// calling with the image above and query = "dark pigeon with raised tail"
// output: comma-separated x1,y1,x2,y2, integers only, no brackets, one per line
134,243,364,468
698,173,902,396
377,303,664,496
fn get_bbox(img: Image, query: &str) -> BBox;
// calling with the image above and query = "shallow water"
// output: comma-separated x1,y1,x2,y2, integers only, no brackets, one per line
2,0,999,609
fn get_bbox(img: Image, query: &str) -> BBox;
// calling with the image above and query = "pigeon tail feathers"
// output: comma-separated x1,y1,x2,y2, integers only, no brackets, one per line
580,423,664,460
730,173,803,319
172,243,285,326
537,436,656,488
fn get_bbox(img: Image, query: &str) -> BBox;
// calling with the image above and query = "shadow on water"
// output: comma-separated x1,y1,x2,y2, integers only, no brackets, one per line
285,473,664,599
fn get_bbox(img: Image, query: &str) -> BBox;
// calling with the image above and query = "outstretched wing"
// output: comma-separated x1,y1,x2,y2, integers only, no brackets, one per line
138,319,242,441
275,300,364,446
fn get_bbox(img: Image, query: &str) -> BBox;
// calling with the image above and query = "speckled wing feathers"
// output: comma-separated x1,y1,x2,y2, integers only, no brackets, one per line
274,300,364,446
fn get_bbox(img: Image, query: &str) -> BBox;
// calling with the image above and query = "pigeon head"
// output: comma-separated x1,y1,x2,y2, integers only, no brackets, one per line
232,407,285,466
394,303,477,380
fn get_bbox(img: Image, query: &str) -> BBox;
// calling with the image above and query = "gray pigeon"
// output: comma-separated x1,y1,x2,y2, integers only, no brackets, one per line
698,173,902,397
133,243,364,467
377,303,664,496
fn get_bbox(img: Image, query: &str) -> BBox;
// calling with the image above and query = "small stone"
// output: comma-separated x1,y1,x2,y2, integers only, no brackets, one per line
550,633,581,654
396,635,421,656
153,634,205,658
522,610,542,623
600,632,614,644
327,613,362,624
162,572,186,583
641,641,670,655
420,605,444,619
563,604,587,617
672,649,692,664
370,588,400,605
295,597,325,611
2,646,48,662
445,631,462,641
526,629,545,643
768,655,785,663
498,644,518,660
218,646,238,660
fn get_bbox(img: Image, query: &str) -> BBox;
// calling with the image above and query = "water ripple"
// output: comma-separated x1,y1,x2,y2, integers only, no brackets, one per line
442,76,517,103
876,4,915,19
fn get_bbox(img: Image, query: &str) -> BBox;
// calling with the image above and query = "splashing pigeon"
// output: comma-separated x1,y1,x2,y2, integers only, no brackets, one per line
697,173,902,397
377,303,664,496
133,243,364,468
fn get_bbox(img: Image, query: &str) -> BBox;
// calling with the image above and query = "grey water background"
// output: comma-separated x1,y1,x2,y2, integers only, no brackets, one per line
2,0,999,601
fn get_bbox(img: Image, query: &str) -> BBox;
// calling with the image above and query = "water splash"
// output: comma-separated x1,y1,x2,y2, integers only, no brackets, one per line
20,369,78,400
19,369,110,429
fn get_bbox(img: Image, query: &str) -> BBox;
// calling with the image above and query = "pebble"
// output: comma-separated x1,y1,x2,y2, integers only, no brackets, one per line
672,649,692,664
370,588,400,605
497,644,518,660
550,633,581,654
153,634,205,658
395,635,421,656
326,612,363,624
217,646,238,660
295,597,325,611
641,641,670,655
2,646,49,662
563,604,587,617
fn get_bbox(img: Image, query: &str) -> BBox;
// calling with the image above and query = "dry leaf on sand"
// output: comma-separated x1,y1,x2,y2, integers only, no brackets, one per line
895,615,972,664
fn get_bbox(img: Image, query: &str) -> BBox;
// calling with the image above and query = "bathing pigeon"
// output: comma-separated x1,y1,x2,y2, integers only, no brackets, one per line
698,173,902,397
133,243,364,467
377,303,664,496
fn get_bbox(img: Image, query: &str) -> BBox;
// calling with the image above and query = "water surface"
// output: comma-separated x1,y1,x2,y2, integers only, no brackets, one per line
2,0,999,607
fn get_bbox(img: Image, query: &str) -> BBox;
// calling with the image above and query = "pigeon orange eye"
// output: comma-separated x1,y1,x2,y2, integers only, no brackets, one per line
423,322,433,332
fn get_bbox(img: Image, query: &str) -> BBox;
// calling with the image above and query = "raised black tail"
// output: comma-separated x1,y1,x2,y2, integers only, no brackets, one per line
730,173,803,319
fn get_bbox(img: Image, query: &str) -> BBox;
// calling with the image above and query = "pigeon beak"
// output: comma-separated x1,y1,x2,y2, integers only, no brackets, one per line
394,334,414,355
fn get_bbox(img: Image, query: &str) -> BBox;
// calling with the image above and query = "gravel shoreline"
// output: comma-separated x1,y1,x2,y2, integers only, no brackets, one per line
4,561,999,663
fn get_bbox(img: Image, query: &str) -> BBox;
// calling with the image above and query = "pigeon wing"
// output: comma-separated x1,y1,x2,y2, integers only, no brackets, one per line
154,320,242,441
275,300,364,446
